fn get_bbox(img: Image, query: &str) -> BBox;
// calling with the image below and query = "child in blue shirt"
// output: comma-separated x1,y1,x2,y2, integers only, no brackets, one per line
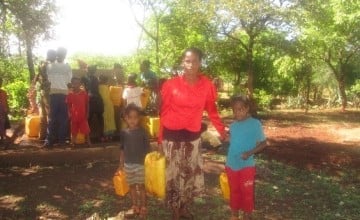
225,95,267,220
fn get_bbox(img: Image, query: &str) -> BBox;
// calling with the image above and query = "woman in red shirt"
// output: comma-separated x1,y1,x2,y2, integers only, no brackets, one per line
159,47,226,220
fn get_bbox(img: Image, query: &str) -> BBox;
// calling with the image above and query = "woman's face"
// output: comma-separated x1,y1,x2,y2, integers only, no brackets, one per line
182,51,201,76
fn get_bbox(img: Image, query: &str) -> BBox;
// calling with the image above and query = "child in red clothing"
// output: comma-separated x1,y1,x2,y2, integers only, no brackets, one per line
66,77,91,146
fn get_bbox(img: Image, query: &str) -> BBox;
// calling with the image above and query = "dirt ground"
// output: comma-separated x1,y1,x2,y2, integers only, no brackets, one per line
0,109,359,219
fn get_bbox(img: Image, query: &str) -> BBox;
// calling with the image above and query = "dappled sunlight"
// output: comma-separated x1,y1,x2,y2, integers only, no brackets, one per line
8,165,54,176
36,202,67,219
99,180,111,188
0,195,24,210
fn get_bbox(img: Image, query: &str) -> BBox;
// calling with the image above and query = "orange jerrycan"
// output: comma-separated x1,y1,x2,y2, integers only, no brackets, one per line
219,172,230,200
113,170,129,196
74,133,85,144
145,151,165,199
25,115,40,138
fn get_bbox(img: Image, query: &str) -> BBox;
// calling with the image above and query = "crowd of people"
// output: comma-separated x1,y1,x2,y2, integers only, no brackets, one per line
33,47,159,148
0,46,268,220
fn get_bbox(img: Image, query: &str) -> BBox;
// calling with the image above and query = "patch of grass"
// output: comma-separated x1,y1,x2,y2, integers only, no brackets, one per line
256,155,360,219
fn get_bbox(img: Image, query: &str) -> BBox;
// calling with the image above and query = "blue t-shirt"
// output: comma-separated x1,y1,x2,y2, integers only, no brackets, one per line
225,117,266,171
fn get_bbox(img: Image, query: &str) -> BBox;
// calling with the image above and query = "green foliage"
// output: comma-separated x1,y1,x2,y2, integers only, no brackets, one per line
350,80,360,95
254,89,272,110
4,80,29,117
0,56,28,83
69,53,141,77
1,56,29,118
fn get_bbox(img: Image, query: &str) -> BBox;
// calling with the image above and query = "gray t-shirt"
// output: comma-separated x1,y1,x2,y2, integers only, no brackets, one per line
120,127,150,164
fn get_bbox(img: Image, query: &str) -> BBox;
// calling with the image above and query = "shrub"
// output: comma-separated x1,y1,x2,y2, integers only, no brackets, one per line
4,81,29,118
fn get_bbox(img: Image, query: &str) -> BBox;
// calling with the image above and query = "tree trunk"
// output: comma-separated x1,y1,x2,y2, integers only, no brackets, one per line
338,75,347,111
305,75,311,112
246,38,258,116
25,37,35,81
246,39,254,98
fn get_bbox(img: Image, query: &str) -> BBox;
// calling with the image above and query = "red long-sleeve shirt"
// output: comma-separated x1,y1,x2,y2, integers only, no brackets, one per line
159,74,225,143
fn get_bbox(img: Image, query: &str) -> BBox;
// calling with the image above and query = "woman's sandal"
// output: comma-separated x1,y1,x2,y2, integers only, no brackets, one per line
139,206,147,219
132,205,140,214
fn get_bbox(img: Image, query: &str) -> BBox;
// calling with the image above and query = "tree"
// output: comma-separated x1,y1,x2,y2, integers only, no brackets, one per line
128,0,170,72
214,0,287,99
296,0,360,111
0,0,57,81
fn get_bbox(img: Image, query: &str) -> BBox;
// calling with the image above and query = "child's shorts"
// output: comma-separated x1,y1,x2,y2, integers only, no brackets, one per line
225,166,256,213
124,163,145,185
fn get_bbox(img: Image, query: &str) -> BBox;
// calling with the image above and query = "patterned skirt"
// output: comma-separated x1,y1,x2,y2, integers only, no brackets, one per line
162,138,204,210
124,163,145,185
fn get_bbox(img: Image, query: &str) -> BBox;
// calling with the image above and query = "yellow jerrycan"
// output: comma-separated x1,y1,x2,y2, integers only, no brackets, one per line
145,151,166,199
140,89,150,109
148,117,160,138
113,170,129,196
219,172,230,200
109,86,123,107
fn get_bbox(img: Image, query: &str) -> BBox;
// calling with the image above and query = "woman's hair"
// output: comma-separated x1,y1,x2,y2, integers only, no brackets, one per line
182,47,204,61
231,95,251,109
123,103,142,117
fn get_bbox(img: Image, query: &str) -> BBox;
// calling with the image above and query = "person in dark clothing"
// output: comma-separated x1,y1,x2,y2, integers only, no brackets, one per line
81,65,104,142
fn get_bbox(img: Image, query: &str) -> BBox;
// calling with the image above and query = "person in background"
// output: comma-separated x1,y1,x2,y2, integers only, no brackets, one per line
118,103,150,219
99,74,116,141
140,60,157,88
112,63,125,86
44,47,72,148
82,65,104,142
139,60,159,115
122,73,143,108
225,95,267,220
66,77,91,147
37,49,56,140
111,63,125,138
0,78,9,145
158,47,227,220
